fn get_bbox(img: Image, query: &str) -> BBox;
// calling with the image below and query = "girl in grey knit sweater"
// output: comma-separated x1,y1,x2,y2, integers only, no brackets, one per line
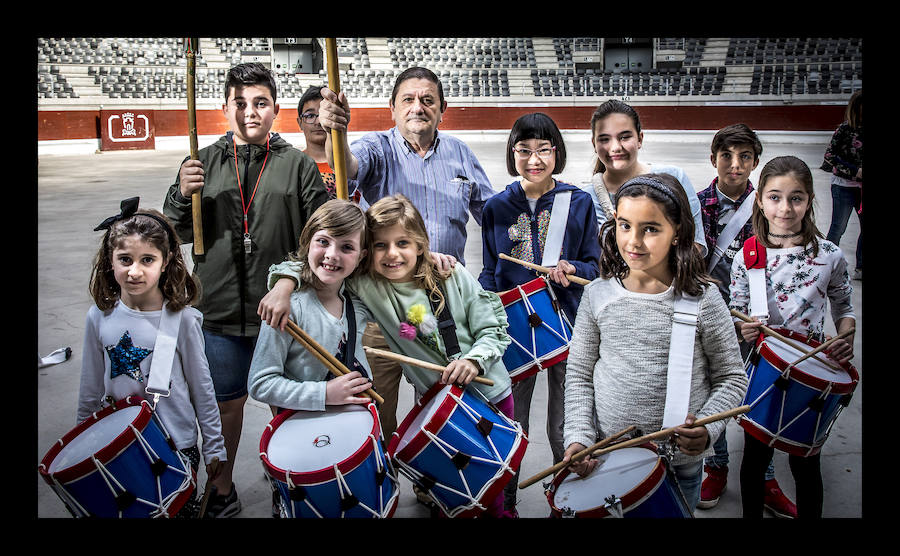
561,174,748,511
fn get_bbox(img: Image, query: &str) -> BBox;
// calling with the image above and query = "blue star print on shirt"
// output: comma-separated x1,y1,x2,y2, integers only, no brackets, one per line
105,331,152,382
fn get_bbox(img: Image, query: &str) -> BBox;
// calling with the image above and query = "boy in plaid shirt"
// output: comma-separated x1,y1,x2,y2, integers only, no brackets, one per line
696,124,797,519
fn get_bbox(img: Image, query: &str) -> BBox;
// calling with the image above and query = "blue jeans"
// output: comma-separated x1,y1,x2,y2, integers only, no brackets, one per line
672,460,703,512
826,183,862,270
202,329,257,402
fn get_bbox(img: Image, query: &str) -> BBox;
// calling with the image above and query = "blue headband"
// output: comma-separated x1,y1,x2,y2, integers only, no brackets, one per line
615,176,679,206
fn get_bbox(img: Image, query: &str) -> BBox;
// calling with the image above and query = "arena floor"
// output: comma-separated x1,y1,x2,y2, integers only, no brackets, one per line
36,129,862,519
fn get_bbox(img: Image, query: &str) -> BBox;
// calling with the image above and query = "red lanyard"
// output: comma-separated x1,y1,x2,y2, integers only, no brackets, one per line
233,134,270,235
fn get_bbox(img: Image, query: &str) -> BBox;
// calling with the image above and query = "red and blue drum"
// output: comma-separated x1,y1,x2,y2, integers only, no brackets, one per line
388,382,528,518
260,403,399,518
499,276,573,383
738,328,859,457
38,396,196,518
547,442,692,518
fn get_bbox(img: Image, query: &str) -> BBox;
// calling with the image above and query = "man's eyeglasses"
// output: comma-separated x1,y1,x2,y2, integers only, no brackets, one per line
512,146,556,160
300,112,319,123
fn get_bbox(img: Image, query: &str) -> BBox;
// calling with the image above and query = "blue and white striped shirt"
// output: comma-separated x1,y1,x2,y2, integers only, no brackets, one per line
349,127,495,265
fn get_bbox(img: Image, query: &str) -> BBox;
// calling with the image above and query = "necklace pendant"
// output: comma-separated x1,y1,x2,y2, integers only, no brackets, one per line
243,233,252,254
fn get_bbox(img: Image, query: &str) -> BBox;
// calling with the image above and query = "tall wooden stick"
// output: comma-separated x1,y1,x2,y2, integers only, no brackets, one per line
185,37,204,255
499,253,590,286
324,38,348,201
363,346,495,386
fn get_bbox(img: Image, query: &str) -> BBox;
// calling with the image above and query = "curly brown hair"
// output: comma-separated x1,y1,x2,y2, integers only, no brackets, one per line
89,209,199,311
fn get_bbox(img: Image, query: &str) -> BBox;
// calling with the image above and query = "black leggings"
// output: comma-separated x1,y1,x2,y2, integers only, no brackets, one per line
740,431,823,518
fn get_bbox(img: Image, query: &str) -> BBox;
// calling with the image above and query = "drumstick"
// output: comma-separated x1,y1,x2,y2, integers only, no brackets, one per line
518,425,637,489
184,37,204,255
197,456,220,518
499,253,590,286
284,319,385,404
787,327,855,369
363,346,495,386
324,37,349,201
730,309,844,372
589,405,751,459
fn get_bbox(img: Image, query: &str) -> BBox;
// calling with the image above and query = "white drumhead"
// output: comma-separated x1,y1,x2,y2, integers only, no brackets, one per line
267,405,373,473
50,405,142,473
395,384,454,453
763,335,853,384
553,446,659,512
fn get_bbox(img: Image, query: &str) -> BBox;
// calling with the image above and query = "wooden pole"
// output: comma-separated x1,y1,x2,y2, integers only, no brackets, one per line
324,38,348,201
185,37,204,255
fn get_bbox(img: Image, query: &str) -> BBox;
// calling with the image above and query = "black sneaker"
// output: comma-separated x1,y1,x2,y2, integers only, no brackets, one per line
203,483,242,518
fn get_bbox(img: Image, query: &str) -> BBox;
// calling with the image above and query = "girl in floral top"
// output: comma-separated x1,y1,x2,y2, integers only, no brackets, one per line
729,155,856,518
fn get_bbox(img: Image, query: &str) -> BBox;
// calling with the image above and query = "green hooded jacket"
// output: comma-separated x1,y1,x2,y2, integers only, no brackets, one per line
164,132,329,336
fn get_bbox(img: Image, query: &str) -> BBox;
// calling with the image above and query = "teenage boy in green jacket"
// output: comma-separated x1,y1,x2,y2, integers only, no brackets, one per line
164,62,328,517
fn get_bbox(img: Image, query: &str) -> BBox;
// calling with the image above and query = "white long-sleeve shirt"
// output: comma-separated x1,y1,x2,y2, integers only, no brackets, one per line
77,302,226,465
564,278,748,466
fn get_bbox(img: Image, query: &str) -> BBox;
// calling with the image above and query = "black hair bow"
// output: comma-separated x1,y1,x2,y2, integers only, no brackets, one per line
94,197,141,232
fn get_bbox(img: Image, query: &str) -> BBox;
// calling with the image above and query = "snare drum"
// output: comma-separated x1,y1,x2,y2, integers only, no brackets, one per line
388,382,528,518
38,396,196,518
260,403,399,518
499,276,573,383
738,328,859,457
547,442,692,518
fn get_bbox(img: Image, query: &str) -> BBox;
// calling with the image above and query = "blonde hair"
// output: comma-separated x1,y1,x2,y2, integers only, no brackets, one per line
365,194,450,314
289,199,368,290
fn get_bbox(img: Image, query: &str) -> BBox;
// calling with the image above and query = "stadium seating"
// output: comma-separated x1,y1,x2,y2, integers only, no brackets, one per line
36,37,862,102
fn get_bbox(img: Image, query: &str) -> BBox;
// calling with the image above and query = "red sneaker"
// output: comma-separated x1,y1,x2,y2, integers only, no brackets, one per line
697,465,728,509
763,479,797,519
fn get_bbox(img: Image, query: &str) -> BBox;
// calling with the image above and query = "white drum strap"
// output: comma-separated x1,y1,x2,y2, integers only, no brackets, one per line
662,293,700,429
707,192,756,273
541,190,571,268
747,267,769,321
146,302,182,401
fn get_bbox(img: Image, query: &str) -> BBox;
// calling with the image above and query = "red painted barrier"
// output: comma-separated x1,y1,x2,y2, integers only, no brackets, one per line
38,104,847,142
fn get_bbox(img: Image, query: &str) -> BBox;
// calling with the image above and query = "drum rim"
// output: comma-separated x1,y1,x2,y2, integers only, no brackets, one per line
547,442,666,518
757,328,859,394
738,417,824,457
259,402,382,484
498,275,550,306
387,381,460,461
39,396,153,484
